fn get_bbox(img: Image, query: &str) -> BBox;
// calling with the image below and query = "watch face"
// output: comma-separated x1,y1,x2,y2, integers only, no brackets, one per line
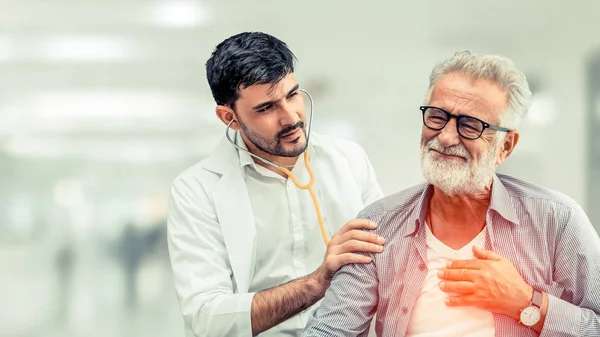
520,306,541,326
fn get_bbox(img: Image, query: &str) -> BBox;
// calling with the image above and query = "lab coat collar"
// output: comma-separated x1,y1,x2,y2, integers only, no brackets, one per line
203,135,239,176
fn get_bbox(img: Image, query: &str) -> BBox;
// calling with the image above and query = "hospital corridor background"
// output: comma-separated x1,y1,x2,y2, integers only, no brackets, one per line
1,1,600,336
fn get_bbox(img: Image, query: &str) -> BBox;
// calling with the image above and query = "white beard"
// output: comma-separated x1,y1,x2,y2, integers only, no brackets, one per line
420,137,498,197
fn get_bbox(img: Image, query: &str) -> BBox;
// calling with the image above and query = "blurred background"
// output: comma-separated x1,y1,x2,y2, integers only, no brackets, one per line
1,0,600,336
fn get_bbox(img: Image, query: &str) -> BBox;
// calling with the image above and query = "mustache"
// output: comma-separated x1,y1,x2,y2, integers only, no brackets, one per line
425,138,470,160
277,121,305,139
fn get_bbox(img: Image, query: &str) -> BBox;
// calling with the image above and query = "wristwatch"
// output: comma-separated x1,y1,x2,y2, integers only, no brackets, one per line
519,288,543,327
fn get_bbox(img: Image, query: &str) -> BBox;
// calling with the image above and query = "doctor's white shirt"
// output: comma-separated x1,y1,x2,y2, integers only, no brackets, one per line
238,134,344,336
167,131,383,337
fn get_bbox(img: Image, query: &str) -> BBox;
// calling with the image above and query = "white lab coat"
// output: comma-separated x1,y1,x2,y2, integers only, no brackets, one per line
167,131,383,337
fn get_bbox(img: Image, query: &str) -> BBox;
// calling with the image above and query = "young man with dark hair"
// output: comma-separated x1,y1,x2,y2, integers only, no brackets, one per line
167,32,385,336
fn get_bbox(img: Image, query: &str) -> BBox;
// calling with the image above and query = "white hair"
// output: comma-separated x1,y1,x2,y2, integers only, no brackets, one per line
423,51,532,130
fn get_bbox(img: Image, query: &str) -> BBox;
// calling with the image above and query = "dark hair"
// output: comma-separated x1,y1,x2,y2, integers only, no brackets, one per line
205,32,297,107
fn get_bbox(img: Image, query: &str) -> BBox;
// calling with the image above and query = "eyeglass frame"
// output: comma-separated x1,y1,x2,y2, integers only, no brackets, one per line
419,105,512,140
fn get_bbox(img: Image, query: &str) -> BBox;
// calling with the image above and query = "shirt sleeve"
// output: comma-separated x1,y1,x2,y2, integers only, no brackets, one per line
540,203,600,337
167,176,255,337
302,258,379,337
303,207,382,336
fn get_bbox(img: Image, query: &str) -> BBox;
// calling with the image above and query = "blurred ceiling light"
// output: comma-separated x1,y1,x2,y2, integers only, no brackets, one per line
4,136,211,163
152,1,207,27
31,91,172,119
0,92,221,142
39,36,133,61
29,91,216,124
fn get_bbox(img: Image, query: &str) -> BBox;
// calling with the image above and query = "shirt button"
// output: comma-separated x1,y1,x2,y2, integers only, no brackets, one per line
418,263,426,271
401,307,408,315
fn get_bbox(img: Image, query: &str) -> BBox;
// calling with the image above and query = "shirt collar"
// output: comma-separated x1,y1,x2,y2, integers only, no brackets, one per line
488,174,520,225
403,184,434,237
235,132,256,170
403,174,519,237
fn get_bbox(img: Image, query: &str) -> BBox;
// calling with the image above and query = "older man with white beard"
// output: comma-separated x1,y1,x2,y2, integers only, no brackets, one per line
302,51,600,337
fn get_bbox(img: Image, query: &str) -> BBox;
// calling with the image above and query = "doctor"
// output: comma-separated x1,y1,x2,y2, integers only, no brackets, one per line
167,31,386,337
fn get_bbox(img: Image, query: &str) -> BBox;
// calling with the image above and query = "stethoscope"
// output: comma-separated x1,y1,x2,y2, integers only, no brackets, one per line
225,89,329,246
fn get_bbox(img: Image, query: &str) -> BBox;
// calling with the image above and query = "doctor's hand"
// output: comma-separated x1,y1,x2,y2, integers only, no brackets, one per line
315,219,384,287
438,245,533,321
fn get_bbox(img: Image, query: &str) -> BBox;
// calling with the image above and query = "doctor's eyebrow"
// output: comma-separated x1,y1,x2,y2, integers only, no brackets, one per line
251,84,300,111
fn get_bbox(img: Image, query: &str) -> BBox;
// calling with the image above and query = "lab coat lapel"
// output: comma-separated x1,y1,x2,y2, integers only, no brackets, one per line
206,135,256,293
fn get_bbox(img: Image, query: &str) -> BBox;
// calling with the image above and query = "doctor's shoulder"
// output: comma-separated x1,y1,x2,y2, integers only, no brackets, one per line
312,132,371,162
169,159,221,203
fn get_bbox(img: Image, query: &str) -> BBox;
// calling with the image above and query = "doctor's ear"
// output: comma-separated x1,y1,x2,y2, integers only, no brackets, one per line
216,105,239,131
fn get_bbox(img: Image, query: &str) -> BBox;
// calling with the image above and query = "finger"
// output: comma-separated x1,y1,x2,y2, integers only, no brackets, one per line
337,239,384,254
438,268,477,281
334,253,373,266
446,259,482,270
439,281,474,294
339,219,378,234
472,245,503,261
337,229,385,246
445,294,478,307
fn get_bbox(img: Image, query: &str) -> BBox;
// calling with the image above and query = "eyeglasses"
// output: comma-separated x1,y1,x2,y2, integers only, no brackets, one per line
420,106,512,140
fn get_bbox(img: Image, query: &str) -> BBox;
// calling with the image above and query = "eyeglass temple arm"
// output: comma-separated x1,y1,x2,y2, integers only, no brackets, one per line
485,124,512,132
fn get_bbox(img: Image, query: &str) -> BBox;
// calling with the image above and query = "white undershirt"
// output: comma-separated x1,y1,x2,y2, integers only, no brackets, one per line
406,223,495,337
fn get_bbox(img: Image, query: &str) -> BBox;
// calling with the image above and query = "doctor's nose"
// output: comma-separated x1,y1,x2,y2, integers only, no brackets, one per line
278,101,300,126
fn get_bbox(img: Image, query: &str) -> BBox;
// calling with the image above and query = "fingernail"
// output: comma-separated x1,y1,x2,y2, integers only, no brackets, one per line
444,298,450,304
377,245,384,252
370,221,378,228
437,271,443,278
439,282,445,288
446,261,452,268
377,236,385,244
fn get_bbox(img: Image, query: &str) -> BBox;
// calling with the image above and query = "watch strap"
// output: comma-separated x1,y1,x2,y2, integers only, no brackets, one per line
531,288,543,309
